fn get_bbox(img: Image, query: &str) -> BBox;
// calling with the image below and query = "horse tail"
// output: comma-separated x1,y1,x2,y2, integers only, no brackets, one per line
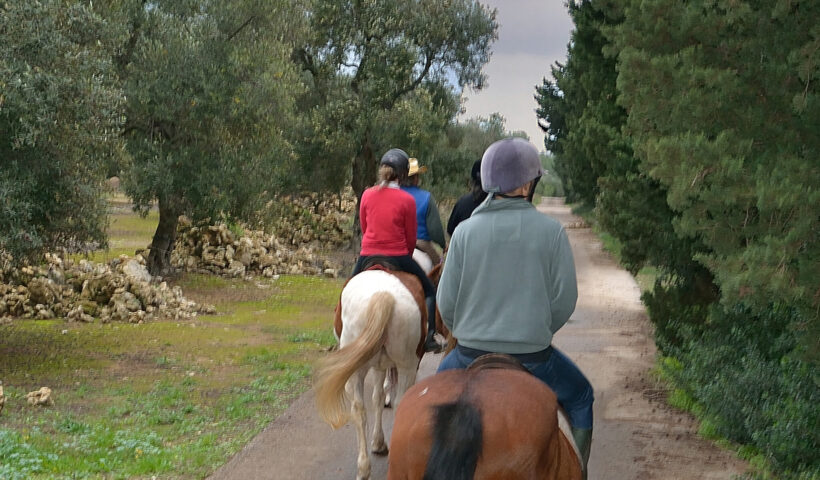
423,400,483,480
314,291,395,429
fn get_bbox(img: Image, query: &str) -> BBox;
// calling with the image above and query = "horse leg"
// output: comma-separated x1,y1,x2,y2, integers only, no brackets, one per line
370,368,389,455
350,370,371,480
390,364,418,409
383,366,397,408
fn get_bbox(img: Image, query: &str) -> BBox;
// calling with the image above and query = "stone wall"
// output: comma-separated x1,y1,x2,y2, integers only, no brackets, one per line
166,219,341,278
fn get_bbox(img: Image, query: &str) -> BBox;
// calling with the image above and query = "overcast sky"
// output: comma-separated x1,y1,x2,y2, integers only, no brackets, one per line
459,1,574,153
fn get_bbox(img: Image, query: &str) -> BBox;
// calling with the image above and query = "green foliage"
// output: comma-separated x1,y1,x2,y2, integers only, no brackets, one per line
661,305,818,477
104,0,305,273
117,0,302,217
0,1,124,262
422,114,517,200
535,0,627,205
293,0,498,204
544,1,819,477
614,0,819,329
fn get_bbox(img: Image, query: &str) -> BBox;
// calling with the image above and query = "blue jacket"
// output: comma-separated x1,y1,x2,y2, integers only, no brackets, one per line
401,185,445,248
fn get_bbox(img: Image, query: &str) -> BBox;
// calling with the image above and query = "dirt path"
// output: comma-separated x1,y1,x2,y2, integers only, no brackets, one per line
208,197,749,480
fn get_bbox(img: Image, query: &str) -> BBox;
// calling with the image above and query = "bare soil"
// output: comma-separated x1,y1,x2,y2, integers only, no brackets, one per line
208,197,750,480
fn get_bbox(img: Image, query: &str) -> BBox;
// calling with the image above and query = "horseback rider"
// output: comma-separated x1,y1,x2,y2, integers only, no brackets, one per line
351,148,444,353
446,158,487,236
400,157,446,265
436,137,594,477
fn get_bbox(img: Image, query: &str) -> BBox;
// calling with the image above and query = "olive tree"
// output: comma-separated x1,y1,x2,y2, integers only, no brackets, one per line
110,0,305,274
292,0,498,221
0,1,124,264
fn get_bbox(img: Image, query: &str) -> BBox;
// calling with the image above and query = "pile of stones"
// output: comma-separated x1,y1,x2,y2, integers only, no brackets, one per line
168,218,341,278
264,190,356,248
0,253,209,323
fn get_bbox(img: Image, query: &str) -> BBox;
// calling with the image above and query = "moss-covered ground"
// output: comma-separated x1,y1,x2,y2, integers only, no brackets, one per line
0,202,342,479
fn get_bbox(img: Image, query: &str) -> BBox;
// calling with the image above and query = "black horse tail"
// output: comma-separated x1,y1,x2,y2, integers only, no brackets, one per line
423,400,483,480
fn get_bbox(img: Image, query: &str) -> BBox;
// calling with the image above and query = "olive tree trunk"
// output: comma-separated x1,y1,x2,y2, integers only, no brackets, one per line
146,195,181,276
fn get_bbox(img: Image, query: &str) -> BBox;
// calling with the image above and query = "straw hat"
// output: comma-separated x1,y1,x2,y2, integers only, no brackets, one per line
408,158,428,176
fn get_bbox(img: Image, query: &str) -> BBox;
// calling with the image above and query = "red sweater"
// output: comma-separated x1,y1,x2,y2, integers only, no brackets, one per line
360,185,417,256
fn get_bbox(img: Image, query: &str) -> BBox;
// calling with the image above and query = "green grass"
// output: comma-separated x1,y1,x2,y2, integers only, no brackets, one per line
71,195,158,263
1,200,345,479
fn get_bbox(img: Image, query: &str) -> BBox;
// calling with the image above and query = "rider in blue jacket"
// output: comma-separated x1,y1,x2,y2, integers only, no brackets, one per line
401,157,446,266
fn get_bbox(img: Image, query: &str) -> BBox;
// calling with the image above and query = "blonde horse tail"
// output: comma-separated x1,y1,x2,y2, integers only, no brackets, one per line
315,291,395,429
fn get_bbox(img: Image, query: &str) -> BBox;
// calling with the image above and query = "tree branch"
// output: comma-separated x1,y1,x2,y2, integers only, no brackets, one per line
227,15,255,42
115,0,149,78
384,52,435,109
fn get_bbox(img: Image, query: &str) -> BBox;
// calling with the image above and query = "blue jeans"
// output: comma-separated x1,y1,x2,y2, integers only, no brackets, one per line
437,345,594,429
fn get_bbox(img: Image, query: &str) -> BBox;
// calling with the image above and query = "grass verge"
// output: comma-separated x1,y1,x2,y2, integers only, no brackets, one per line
0,274,340,479
1,199,343,479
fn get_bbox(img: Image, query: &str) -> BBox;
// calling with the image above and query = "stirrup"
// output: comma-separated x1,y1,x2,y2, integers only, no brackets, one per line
423,333,443,353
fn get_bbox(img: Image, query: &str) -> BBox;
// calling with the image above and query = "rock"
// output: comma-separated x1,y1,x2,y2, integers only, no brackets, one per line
226,260,246,277
323,268,337,278
77,259,94,273
122,259,152,284
109,303,130,322
115,291,142,312
235,237,254,266
79,300,99,316
81,275,116,304
67,305,95,323
34,305,55,319
26,387,53,406
48,265,65,285
28,277,57,304
200,304,217,314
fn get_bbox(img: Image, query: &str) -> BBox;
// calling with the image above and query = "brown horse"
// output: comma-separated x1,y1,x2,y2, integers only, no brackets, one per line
387,355,582,480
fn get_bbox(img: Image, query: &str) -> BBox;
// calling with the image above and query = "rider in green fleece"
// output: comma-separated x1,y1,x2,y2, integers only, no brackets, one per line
436,137,594,478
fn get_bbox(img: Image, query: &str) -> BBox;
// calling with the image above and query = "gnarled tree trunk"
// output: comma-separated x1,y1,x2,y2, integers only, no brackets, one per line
146,195,181,276
351,133,376,240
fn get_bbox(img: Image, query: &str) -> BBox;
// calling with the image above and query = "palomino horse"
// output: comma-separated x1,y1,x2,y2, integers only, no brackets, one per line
315,267,429,480
387,355,582,480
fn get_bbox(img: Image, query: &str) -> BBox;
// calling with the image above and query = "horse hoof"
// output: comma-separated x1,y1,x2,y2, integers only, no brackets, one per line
372,445,389,456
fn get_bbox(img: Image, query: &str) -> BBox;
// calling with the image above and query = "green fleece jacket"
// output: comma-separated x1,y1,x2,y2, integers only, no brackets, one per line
437,196,577,354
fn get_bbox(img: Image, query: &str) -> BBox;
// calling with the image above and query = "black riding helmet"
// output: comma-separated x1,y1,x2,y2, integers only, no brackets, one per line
380,148,410,178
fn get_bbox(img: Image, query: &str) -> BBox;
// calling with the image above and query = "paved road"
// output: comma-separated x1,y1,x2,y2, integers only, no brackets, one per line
209,198,748,480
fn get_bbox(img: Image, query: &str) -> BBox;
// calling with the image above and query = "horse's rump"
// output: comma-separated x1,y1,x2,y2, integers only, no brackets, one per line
388,368,582,480
334,267,429,357
317,269,426,479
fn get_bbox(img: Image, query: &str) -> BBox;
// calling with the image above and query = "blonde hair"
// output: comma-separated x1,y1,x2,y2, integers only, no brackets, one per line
377,165,399,187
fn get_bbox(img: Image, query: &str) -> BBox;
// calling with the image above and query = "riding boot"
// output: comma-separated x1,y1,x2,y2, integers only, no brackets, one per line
423,297,442,353
570,427,592,480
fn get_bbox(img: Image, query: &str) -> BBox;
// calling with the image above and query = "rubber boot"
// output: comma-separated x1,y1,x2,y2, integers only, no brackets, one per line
423,297,442,353
570,427,592,480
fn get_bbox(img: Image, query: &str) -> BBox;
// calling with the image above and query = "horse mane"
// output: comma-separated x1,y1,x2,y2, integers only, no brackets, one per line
423,399,483,480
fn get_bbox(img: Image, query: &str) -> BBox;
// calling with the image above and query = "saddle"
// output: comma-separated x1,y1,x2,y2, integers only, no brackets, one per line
360,255,402,272
467,353,530,373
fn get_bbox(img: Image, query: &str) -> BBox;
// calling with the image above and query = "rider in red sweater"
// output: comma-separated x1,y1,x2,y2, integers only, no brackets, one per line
351,148,443,353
